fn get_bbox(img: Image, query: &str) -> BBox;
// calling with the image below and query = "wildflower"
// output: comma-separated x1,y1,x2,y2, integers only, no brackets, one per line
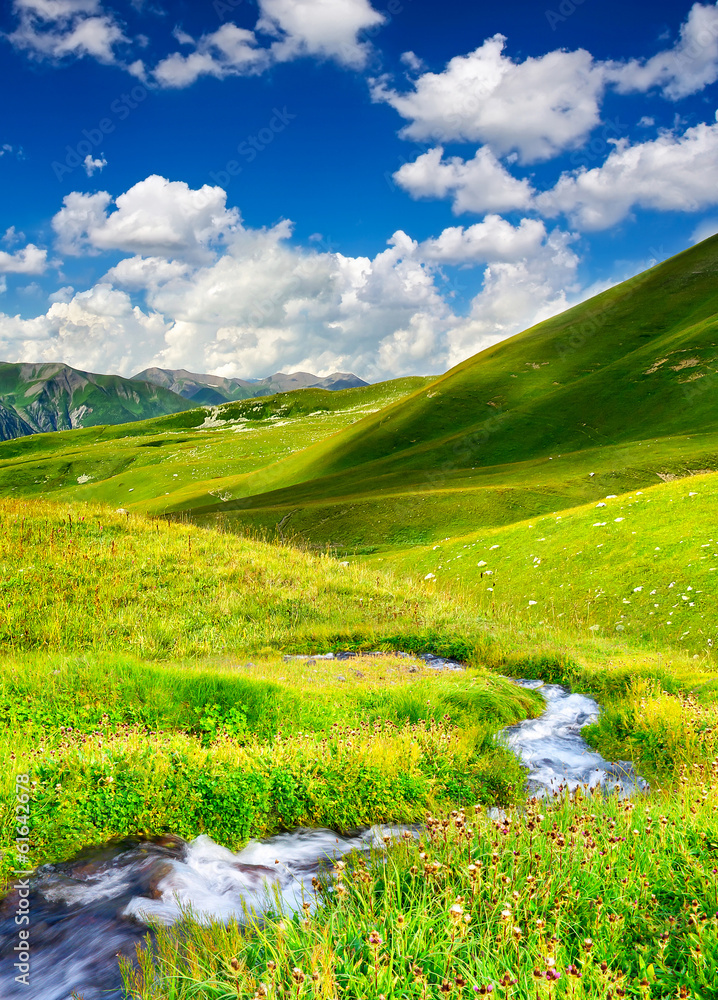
449,903,464,922
291,968,305,985
367,930,382,947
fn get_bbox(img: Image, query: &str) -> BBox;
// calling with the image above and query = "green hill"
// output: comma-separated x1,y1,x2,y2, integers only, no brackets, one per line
183,234,718,545
0,362,194,440
0,377,432,511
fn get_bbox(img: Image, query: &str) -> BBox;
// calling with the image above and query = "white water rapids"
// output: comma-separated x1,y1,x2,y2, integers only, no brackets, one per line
0,671,646,1000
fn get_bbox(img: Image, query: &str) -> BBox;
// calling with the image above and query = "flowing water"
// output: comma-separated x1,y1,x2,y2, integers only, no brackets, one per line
502,679,649,797
0,669,646,1000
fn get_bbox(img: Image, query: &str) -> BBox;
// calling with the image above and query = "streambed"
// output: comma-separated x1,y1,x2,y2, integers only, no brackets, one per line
0,672,646,1000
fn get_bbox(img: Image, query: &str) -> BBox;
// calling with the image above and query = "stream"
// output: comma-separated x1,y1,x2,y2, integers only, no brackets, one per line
0,672,646,1000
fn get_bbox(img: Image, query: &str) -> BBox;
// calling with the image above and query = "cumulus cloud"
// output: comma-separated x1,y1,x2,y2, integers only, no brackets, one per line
416,217,550,264
394,146,535,214
152,23,270,88
8,0,129,64
0,243,48,275
83,153,107,175
0,284,169,374
536,120,718,230
612,2,718,100
52,175,241,260
257,0,384,67
151,0,383,87
1,174,587,381
371,35,605,163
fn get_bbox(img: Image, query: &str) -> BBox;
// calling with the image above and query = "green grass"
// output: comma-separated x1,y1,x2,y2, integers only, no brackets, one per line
0,377,430,515
371,470,718,657
0,497,543,883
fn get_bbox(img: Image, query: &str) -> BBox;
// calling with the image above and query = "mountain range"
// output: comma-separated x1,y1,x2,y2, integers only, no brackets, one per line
134,368,368,404
0,364,368,441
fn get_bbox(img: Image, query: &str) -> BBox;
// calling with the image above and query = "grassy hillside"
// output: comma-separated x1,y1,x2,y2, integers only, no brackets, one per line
374,470,718,657
184,235,718,545
0,377,431,514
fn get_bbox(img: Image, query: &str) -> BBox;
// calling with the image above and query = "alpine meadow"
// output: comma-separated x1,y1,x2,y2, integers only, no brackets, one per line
2,1,718,998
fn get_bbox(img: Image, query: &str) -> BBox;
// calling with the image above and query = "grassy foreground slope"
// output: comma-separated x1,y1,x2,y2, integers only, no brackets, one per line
187,234,718,545
0,377,430,515
0,497,543,880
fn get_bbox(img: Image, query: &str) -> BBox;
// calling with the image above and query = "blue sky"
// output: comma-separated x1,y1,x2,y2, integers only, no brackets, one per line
0,0,717,381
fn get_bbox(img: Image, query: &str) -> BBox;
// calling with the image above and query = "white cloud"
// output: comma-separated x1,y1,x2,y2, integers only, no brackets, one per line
257,0,384,68
152,23,270,88
0,284,169,374
0,243,48,275
105,255,190,290
152,0,383,87
52,176,241,260
612,2,718,100
48,285,75,303
416,217,550,264
537,121,718,230
2,175,588,382
8,0,128,64
394,146,534,214
400,50,424,73
2,226,26,246
371,35,605,163
83,153,107,176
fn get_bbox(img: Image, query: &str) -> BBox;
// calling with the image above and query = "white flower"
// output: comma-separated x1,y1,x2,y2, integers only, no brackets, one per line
606,494,617,499
596,502,607,508
589,624,600,631
424,573,436,581
689,491,697,496
614,517,624,522
477,560,487,567
593,522,607,527
490,544,499,550
485,570,493,575
528,600,537,606
633,587,643,592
